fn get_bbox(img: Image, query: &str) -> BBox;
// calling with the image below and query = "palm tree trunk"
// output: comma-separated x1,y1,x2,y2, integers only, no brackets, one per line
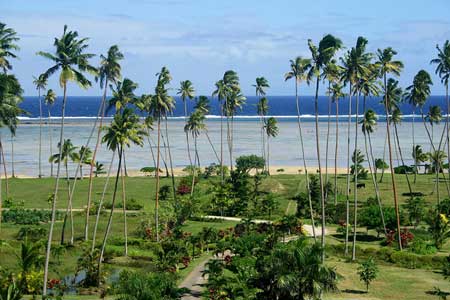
384,75,402,251
97,147,123,287
147,133,157,169
191,135,198,196
91,152,115,253
205,129,220,163
11,134,15,178
184,99,194,167
267,136,270,174
446,84,450,191
325,82,331,199
48,108,54,177
412,108,417,183
334,99,339,205
393,122,413,195
60,161,72,245
155,118,161,242
43,83,67,297
164,117,177,206
313,77,326,262
0,138,3,233
352,90,360,261
0,140,9,198
120,155,128,257
294,80,316,240
345,83,352,256
380,134,388,183
38,89,43,178
220,101,224,182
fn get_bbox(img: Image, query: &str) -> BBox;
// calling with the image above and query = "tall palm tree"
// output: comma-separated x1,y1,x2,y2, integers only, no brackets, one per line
177,80,195,168
150,67,174,242
0,73,23,233
376,47,404,251
212,79,228,182
0,22,19,73
184,110,206,195
284,56,316,240
253,77,270,165
97,108,146,285
75,145,92,178
430,41,450,181
37,25,96,296
85,45,123,241
45,89,57,177
412,145,428,175
426,105,445,202
49,139,78,245
194,96,220,162
33,75,47,178
328,83,345,205
308,34,342,260
264,117,279,174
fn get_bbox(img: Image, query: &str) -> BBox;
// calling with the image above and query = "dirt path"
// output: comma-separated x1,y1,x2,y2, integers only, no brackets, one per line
179,257,209,300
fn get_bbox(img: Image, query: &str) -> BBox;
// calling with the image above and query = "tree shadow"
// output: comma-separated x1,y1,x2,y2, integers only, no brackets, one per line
342,289,367,294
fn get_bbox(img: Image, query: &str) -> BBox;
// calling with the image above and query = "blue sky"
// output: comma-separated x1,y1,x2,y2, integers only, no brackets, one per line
2,0,450,96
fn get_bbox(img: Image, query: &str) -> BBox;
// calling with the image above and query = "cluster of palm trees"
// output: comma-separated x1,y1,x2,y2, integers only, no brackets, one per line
2,20,450,294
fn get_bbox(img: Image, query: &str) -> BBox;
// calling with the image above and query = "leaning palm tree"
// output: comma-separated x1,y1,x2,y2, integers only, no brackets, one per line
308,34,342,260
341,36,371,258
430,41,450,180
37,25,96,296
184,110,206,195
150,67,174,242
177,80,195,168
284,56,316,240
0,73,23,233
264,117,279,174
253,77,270,165
0,22,19,73
44,89,57,177
84,45,123,242
33,75,47,178
376,47,404,251
97,108,146,285
194,96,220,162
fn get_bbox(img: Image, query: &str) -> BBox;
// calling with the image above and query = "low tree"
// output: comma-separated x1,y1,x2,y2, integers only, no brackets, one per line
358,257,379,292
405,197,426,229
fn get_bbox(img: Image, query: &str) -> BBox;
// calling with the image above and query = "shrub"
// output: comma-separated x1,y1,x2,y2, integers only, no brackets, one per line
394,165,414,174
427,213,450,249
17,226,47,241
386,228,414,248
409,239,437,255
104,198,143,210
358,257,378,292
2,208,63,225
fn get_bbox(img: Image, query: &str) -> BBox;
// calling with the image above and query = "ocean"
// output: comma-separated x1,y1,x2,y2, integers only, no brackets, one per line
0,95,447,177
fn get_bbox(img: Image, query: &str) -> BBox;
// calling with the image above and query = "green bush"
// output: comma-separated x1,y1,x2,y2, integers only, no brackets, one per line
409,239,437,255
103,198,143,210
17,226,47,241
2,208,63,225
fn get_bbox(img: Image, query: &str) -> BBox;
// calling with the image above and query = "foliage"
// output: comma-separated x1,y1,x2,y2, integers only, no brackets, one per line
203,163,229,178
235,155,265,173
103,198,143,210
2,208,63,225
75,248,101,287
350,149,368,180
427,212,450,249
394,165,415,174
113,270,186,300
17,226,47,241
405,197,427,228
386,229,414,248
140,166,162,176
357,257,379,292
409,239,437,255
360,204,403,233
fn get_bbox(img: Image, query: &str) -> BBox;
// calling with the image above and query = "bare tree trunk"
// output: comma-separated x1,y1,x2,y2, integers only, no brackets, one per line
164,117,177,205
325,82,332,199
412,108,417,183
352,91,360,261
0,140,9,198
48,108,54,177
38,88,43,178
155,118,161,242
120,155,128,256
393,122,413,195
91,152,115,253
11,134,15,178
220,102,224,182
97,147,123,287
345,84,352,256
43,83,67,296
184,99,194,168
205,130,220,163
191,135,198,196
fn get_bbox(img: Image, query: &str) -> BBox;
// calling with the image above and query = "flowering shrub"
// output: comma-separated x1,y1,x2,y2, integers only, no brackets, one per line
386,229,414,248
177,184,191,195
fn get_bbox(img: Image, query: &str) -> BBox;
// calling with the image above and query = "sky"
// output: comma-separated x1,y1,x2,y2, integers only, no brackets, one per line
2,0,450,96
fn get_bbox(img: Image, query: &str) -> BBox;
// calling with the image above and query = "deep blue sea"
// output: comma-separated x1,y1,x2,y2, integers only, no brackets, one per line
19,95,447,120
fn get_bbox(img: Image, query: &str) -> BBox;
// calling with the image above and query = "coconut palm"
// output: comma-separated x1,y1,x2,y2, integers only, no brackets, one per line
284,56,316,240
212,79,228,182
49,139,78,245
194,96,220,163
150,67,174,242
85,45,123,241
253,77,270,165
74,146,92,178
264,117,278,174
0,22,19,73
97,108,146,285
178,80,195,168
33,75,47,178
44,89,57,177
430,41,450,180
376,47,404,251
37,25,96,296
184,110,206,195
412,145,428,176
0,73,23,233
341,36,371,259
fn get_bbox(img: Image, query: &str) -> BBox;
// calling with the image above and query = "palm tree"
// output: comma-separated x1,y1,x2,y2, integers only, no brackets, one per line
44,89,57,177
430,41,450,181
264,117,278,174
194,96,220,163
97,108,146,285
75,146,92,178
308,34,342,260
412,145,428,176
253,77,270,166
212,79,228,182
37,25,96,296
426,105,445,202
85,45,123,241
328,83,345,205
361,109,387,235
0,73,23,233
184,110,206,195
150,66,174,242
49,139,78,245
376,47,404,251
284,56,316,240
177,80,195,168
0,22,19,73
33,75,47,178
341,36,371,259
